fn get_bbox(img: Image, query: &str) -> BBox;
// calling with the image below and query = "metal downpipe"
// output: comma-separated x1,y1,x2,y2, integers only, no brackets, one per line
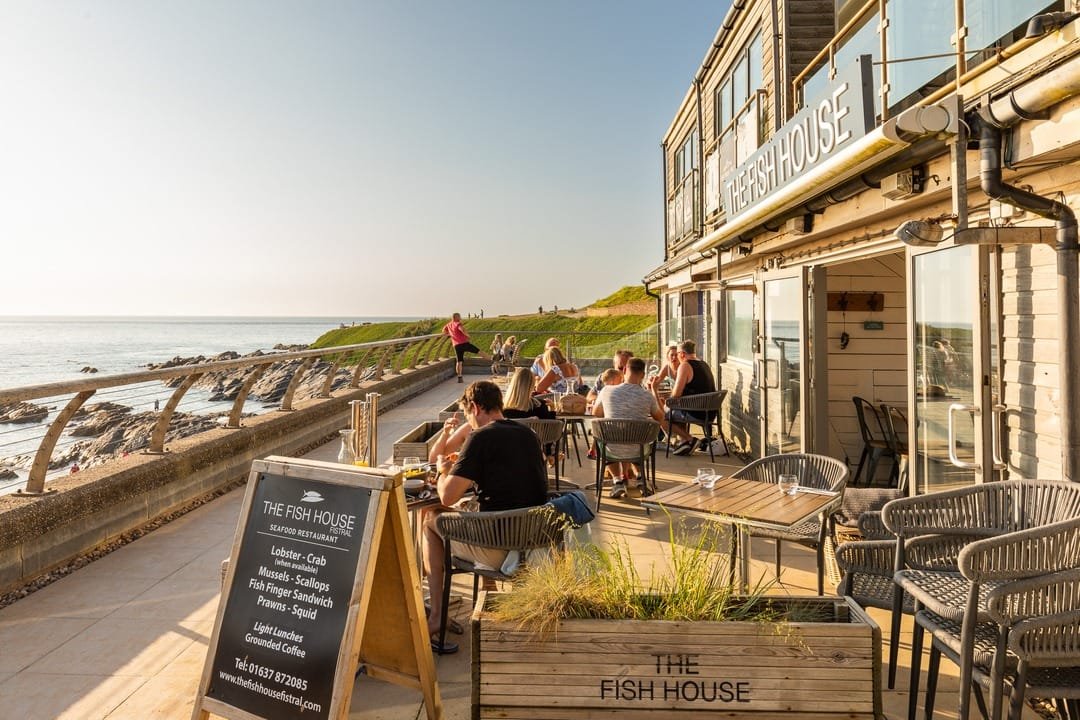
978,118,1080,482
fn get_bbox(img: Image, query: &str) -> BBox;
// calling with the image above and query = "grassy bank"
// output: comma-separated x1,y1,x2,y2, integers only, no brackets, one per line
311,287,658,361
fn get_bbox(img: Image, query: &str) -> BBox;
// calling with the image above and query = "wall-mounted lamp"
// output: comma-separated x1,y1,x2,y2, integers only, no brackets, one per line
1025,11,1079,38
896,219,944,247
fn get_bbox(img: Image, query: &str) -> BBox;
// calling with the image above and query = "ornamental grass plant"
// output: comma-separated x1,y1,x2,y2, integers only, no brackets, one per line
488,519,826,636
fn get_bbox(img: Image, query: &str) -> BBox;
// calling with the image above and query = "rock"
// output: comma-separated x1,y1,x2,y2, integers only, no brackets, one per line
0,401,49,424
0,467,17,480
79,366,98,373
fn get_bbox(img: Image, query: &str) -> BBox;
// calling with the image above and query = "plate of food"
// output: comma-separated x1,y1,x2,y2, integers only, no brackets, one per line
404,477,427,495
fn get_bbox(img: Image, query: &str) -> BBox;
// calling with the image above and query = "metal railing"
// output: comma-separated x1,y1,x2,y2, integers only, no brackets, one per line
0,334,452,495
0,327,658,496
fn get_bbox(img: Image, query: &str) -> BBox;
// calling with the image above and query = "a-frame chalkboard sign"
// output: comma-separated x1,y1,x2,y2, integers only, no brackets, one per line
191,455,442,720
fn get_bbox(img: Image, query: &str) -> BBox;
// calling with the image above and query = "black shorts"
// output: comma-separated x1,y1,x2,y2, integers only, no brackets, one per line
454,342,480,361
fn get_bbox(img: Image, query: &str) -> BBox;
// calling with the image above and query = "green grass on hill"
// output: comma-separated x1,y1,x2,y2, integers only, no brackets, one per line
591,285,650,308
311,293,658,362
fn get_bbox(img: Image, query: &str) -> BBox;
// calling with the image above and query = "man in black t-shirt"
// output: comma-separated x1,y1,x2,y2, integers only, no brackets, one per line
424,380,547,653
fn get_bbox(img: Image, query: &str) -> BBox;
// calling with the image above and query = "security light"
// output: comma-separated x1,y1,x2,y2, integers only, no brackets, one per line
896,219,944,247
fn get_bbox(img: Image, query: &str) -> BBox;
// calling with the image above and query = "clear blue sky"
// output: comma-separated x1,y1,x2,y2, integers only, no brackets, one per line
2,1,726,317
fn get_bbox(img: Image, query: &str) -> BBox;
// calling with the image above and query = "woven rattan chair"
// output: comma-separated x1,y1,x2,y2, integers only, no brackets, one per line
835,510,977,690
879,403,909,491
726,453,848,595
511,417,572,491
492,340,527,375
591,418,660,511
919,566,1080,720
883,481,1080,720
1004,608,1080,720
663,390,729,461
434,505,567,652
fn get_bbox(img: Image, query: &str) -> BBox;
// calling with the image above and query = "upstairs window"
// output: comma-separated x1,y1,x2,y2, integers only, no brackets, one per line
707,33,765,217
714,33,764,142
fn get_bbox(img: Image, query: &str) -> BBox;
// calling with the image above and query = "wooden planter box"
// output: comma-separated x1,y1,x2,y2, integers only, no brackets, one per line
392,421,443,463
437,402,459,423
472,593,883,719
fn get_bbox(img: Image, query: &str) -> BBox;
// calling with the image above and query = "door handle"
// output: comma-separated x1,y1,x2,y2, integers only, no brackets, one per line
991,403,1007,471
947,403,981,471
764,358,780,389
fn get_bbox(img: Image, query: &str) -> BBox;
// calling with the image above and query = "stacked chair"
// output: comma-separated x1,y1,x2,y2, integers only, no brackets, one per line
879,480,1080,720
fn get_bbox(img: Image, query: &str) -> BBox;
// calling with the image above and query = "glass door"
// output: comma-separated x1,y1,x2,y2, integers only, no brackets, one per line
759,270,806,455
907,242,1000,493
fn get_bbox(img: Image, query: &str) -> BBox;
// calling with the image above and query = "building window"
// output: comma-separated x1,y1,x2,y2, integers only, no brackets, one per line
670,129,700,243
725,288,755,363
665,293,681,347
714,33,764,143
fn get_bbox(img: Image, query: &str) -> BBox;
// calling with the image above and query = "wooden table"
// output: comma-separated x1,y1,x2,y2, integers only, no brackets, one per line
641,476,841,591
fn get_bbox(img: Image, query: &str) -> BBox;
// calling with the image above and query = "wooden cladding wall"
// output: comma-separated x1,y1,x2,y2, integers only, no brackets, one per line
1001,243,1062,481
824,253,906,476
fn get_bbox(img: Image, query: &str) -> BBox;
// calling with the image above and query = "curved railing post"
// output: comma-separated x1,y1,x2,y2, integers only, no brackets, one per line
349,348,377,387
371,346,395,381
18,390,95,495
148,372,205,453
392,339,419,374
319,355,343,398
436,336,453,360
420,336,441,365
279,357,317,411
408,338,432,369
227,363,273,428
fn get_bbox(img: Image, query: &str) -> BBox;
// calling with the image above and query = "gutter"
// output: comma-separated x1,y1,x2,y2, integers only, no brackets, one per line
975,47,1080,482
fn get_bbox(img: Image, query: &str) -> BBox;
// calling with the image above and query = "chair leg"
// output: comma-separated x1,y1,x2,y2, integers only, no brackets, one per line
908,621,925,720
706,425,716,462
852,446,870,486
664,419,673,457
439,546,454,652
889,588,905,690
972,684,990,720
774,541,782,582
925,642,941,720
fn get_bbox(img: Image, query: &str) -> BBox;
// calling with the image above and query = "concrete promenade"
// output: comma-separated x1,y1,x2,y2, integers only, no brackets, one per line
0,377,1040,719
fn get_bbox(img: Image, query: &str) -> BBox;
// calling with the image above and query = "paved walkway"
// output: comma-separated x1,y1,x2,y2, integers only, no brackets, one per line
0,376,1041,719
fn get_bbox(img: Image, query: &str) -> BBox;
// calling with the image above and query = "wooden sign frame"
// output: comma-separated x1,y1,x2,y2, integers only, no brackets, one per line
191,455,442,720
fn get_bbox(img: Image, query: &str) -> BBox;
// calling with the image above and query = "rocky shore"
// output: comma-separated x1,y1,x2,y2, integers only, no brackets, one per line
1,348,366,473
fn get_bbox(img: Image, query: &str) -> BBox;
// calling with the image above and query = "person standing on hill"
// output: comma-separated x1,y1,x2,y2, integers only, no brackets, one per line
442,312,485,383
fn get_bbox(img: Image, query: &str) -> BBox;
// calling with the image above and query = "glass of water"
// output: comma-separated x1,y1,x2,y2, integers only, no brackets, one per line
694,468,712,485
778,474,800,495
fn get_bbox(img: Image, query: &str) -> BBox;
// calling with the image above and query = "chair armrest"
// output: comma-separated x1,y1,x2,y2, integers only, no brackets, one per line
959,516,1080,583
905,533,982,571
1008,608,1080,661
835,539,896,576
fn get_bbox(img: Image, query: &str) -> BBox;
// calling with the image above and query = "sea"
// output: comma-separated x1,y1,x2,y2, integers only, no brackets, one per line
0,316,419,492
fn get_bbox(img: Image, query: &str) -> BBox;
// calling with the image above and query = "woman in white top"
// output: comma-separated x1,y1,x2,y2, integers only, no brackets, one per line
534,346,581,395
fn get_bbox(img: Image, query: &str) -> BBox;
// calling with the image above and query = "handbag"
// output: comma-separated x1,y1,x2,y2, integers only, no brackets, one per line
556,392,586,415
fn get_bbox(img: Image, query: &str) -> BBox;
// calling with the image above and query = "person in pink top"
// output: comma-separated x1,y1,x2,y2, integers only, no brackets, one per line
442,312,485,382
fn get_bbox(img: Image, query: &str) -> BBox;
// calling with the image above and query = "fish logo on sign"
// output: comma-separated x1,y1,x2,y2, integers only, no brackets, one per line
300,490,324,503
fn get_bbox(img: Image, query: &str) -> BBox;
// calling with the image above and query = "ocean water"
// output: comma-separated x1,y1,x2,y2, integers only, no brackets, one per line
0,316,416,389
0,316,418,491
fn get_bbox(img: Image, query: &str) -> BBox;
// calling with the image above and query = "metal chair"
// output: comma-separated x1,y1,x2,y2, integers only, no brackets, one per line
726,453,848,595
879,403,909,491
434,505,567,653
591,418,660,512
663,389,728,461
1004,607,1080,720
851,396,895,486
511,417,573,491
882,481,1080,720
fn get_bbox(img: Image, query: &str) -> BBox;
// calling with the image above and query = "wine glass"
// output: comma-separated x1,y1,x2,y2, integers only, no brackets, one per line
403,456,421,477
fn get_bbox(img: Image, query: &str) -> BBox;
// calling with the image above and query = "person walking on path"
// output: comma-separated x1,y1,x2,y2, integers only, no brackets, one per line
442,312,486,382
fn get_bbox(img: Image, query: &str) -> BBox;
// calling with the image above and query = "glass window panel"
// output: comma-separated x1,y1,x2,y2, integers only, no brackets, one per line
733,54,749,108
749,34,763,92
726,289,754,363
966,0,1056,54
886,0,953,111
834,12,882,117
719,78,732,132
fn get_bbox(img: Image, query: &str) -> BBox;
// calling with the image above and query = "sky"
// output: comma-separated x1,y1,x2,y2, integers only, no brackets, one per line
1,1,726,317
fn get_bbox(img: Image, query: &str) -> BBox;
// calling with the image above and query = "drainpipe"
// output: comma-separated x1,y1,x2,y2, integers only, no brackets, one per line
644,282,663,355
976,116,1080,483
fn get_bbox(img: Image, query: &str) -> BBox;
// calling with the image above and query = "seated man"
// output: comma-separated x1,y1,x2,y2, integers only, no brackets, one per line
424,380,548,653
658,339,717,456
593,357,665,498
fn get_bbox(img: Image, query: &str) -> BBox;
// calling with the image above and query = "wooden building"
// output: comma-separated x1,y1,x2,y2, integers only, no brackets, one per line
646,0,1080,492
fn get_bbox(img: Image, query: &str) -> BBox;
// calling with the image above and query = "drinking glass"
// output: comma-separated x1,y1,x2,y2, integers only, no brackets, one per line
700,473,719,490
778,474,800,495
404,456,422,478
694,468,712,485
